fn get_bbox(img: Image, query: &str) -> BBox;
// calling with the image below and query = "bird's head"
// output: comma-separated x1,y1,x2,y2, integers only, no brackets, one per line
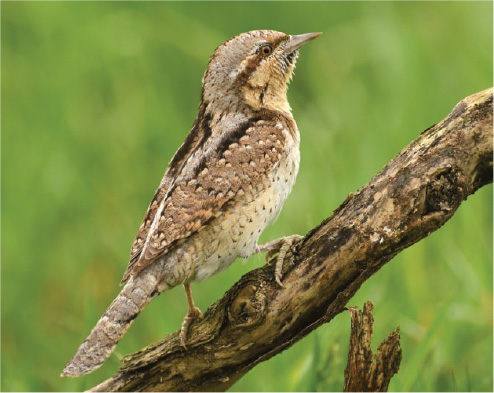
202,30,321,114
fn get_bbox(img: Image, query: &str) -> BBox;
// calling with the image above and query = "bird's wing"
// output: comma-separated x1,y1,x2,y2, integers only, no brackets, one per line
121,110,296,284
126,107,212,271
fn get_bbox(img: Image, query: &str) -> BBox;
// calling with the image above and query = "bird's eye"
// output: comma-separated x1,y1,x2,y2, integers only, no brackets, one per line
259,44,273,57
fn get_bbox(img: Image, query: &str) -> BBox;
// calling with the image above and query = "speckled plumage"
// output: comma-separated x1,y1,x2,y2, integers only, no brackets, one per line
62,30,320,378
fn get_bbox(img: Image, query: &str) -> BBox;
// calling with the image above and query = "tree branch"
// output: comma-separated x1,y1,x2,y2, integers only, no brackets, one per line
90,88,493,392
344,301,402,392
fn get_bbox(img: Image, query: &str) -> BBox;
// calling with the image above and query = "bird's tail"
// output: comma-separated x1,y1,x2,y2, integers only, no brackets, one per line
61,273,167,377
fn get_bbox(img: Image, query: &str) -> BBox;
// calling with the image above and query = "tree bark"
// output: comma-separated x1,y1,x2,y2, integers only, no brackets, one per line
343,301,402,392
90,88,493,392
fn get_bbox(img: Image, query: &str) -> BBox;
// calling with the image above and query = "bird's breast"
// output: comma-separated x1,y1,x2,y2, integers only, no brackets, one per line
190,128,300,282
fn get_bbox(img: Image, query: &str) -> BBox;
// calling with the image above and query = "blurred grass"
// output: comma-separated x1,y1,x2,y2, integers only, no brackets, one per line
1,2,492,392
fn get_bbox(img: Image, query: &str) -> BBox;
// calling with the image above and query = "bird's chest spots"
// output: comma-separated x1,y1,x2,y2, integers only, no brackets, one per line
191,141,300,282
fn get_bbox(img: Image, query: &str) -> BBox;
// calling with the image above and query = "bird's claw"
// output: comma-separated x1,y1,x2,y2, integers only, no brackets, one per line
275,274,285,288
259,234,303,288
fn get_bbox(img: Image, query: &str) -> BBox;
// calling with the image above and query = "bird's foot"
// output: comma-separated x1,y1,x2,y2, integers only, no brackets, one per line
258,234,303,287
180,306,203,349
180,283,203,349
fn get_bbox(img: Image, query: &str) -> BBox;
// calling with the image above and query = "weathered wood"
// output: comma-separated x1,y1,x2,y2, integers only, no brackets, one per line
343,301,402,392
90,88,493,392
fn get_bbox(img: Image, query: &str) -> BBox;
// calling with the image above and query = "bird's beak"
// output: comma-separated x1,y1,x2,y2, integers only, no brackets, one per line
284,32,322,53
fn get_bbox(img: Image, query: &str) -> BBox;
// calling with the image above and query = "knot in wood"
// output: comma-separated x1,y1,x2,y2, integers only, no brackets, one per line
228,283,266,327
424,167,461,215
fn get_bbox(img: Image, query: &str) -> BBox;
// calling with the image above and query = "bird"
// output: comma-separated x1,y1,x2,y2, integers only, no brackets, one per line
61,29,321,378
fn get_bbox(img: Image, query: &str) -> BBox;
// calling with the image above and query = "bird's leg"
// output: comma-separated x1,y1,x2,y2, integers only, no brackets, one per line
258,234,303,287
180,283,203,349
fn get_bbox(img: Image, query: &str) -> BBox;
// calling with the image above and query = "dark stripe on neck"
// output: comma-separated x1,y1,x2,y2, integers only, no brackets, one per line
188,110,284,180
188,118,256,180
167,104,212,179
212,108,294,159
167,109,294,196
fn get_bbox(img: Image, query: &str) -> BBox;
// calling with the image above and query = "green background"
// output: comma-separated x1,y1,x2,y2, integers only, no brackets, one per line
2,1,492,392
